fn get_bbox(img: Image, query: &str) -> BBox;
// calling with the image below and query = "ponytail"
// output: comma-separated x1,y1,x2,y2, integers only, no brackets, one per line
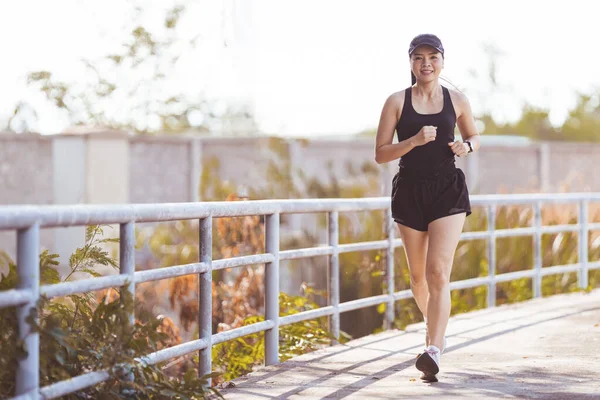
411,71,416,86
439,76,464,94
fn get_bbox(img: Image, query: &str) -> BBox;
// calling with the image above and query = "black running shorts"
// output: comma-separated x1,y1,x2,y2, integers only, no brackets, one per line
391,167,471,232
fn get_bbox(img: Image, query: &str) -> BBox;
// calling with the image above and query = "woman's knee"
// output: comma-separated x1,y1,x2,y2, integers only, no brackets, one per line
410,272,427,287
426,259,451,291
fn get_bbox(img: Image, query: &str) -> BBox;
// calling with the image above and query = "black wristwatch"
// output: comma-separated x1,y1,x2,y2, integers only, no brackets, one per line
464,141,473,153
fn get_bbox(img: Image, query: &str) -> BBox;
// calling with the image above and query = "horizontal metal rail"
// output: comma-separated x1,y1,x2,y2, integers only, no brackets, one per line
2,193,600,230
338,240,388,254
135,262,209,283
392,289,414,301
279,306,335,326
213,320,276,345
339,294,390,313
40,370,111,400
0,288,33,308
41,274,129,299
212,253,275,271
140,338,210,366
449,276,491,291
279,246,334,260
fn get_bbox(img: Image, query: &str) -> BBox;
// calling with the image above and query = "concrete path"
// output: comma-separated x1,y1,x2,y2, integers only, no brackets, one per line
220,289,600,399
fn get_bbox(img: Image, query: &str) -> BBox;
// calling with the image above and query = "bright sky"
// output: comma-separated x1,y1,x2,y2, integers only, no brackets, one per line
1,0,599,137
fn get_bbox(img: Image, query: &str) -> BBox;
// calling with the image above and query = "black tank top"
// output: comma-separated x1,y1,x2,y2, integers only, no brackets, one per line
395,85,457,175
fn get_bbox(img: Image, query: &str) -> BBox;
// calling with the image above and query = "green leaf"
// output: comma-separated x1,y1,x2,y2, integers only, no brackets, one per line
81,268,102,278
0,251,18,290
41,262,61,285
86,225,99,242
100,238,120,244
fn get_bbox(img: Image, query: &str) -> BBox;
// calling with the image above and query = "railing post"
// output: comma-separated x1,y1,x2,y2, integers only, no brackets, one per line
328,211,340,343
578,200,589,289
265,213,280,366
119,222,135,383
487,205,497,308
198,216,213,378
16,224,40,397
533,202,542,298
120,222,135,325
384,208,395,330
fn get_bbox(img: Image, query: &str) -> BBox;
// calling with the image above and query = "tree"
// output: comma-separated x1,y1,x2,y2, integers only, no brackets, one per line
479,105,562,141
560,91,600,142
7,1,258,135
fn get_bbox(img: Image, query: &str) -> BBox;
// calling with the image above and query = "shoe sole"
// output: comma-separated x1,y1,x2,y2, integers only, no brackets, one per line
415,353,439,376
420,372,439,382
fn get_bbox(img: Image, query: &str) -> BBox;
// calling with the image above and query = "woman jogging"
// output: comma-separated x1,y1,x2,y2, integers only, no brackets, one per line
374,33,480,382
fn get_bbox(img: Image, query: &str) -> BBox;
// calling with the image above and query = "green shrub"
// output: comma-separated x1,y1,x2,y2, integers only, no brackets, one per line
0,226,220,399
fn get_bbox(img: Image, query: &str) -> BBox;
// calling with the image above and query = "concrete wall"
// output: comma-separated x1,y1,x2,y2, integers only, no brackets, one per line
475,145,541,193
52,136,86,269
2,131,600,264
0,134,54,260
0,134,54,205
549,143,600,192
129,137,193,203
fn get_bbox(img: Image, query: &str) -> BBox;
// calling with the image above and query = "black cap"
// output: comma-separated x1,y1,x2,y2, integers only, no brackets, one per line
408,34,444,56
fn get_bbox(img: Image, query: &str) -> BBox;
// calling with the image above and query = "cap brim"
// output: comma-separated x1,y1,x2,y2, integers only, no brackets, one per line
409,41,444,55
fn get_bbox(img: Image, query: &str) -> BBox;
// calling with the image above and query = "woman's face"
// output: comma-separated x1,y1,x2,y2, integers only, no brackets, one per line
410,45,444,83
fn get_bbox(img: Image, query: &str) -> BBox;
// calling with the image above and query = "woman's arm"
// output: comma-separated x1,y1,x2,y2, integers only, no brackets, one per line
375,91,417,164
447,89,481,157
454,91,481,151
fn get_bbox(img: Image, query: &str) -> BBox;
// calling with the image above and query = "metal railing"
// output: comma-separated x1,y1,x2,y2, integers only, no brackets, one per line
1,193,600,399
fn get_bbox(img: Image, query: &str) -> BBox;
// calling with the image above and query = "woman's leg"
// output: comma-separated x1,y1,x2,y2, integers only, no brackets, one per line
425,213,466,350
397,224,429,320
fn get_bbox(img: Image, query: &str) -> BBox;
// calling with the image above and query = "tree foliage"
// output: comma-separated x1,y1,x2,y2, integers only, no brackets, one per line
8,1,257,135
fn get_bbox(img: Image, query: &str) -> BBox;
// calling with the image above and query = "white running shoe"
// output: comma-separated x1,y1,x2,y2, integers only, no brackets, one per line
416,345,441,382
